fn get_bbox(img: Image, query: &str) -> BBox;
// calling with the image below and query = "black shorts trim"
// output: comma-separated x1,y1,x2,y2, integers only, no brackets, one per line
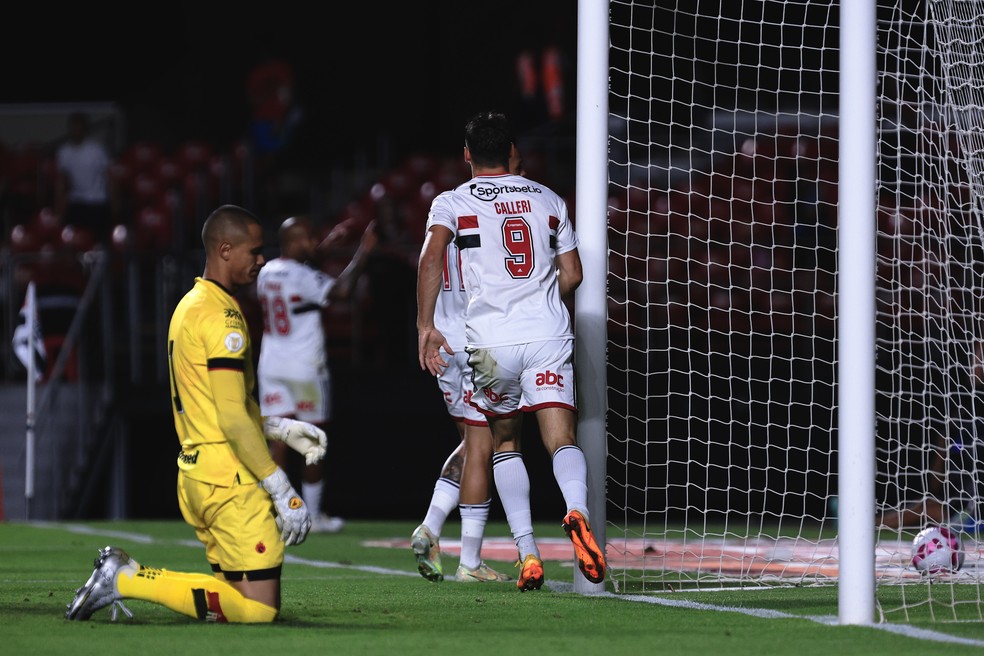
213,563,282,582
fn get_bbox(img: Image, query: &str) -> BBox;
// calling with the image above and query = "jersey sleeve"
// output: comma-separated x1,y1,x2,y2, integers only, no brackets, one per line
554,200,580,255
426,192,458,234
209,367,277,481
201,305,277,481
301,267,337,307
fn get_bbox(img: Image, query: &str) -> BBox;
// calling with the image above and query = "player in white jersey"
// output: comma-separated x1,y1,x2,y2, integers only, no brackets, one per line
257,215,377,532
411,185,520,583
416,111,605,590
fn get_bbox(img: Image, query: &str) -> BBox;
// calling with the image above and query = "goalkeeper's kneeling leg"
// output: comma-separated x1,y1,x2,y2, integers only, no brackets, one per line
117,567,279,623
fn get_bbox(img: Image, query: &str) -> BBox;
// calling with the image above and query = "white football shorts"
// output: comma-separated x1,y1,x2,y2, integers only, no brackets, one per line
466,339,576,417
258,369,332,423
436,349,487,426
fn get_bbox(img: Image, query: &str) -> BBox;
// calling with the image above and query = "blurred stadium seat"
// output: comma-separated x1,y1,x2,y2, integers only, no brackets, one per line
155,156,184,189
59,224,96,253
1,143,45,221
174,140,214,173
131,171,167,209
134,202,174,252
120,141,164,174
30,206,63,243
9,223,44,254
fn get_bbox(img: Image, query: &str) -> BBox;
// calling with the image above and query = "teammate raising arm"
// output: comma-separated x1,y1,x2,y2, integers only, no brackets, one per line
258,215,377,533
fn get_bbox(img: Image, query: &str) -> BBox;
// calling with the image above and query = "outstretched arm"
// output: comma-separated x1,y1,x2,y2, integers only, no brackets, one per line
325,219,379,302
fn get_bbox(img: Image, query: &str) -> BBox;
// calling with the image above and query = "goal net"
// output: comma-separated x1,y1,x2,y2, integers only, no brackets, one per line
605,0,984,621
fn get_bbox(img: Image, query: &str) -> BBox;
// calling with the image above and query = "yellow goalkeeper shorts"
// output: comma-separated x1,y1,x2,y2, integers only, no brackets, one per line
177,471,285,576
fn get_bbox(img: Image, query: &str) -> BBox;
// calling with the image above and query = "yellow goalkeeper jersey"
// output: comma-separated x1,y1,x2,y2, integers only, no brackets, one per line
167,277,266,486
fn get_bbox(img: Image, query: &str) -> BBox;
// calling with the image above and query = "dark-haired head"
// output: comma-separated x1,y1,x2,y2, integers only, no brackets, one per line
464,111,515,170
201,204,262,253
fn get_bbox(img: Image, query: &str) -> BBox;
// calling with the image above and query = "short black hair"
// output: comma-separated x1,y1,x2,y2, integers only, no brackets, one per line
464,111,514,169
201,204,261,251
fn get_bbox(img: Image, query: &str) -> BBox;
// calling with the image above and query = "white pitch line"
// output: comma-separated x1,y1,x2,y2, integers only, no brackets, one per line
285,554,419,578
548,582,984,647
48,522,984,646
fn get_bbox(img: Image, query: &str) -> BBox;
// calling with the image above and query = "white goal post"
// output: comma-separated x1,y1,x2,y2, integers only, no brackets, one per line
587,0,984,624
573,0,611,595
837,0,877,625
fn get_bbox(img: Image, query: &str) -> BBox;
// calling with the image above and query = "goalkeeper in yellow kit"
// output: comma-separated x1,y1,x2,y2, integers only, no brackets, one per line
66,204,327,623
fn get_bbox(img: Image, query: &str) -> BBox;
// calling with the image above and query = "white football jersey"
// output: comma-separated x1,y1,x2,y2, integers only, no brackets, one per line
426,173,578,348
256,257,336,377
434,240,467,352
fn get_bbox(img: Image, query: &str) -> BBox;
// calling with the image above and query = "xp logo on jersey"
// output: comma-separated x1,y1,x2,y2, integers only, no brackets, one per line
535,370,565,389
263,392,283,406
224,307,246,330
468,180,542,201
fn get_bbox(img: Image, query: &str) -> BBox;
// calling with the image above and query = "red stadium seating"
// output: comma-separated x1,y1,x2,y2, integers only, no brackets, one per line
59,224,96,253
400,153,440,184
30,207,63,243
134,202,173,252
120,141,164,174
9,223,44,254
174,140,214,173
155,156,184,189
131,171,167,209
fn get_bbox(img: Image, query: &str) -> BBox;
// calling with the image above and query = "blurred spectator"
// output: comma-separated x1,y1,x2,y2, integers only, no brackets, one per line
257,215,377,533
245,57,309,217
54,112,118,246
247,58,304,162
513,19,571,133
515,45,567,125
511,31,575,196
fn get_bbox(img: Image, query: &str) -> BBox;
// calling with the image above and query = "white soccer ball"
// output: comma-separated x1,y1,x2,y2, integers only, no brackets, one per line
911,525,964,574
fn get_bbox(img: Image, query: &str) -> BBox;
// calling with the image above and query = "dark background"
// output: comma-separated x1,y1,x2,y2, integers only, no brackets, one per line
1,2,578,165
0,1,581,521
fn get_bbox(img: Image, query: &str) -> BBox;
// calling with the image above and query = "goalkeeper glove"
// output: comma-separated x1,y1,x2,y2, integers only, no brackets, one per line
259,468,312,546
263,417,327,465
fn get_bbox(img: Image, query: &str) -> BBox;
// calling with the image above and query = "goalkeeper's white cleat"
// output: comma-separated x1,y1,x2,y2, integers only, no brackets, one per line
65,546,139,621
410,524,443,582
456,562,513,583
311,513,345,533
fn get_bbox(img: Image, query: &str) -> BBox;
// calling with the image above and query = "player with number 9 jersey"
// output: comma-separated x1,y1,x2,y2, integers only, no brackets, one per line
426,173,579,350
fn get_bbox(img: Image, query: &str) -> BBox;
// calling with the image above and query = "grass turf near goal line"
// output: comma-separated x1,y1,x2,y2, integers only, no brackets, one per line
1,519,983,654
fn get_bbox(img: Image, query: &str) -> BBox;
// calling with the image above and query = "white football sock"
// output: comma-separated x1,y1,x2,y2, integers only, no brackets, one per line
458,500,491,570
493,451,538,559
552,444,589,517
302,481,323,515
422,477,460,538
